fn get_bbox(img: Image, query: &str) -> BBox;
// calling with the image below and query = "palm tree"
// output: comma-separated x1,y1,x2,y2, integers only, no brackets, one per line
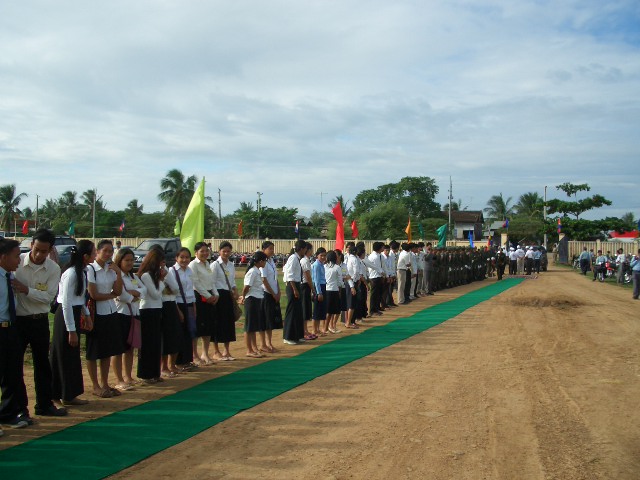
484,193,514,221
58,191,79,220
514,192,544,218
443,198,468,212
328,195,352,218
0,184,28,231
79,189,105,220
126,199,144,216
158,169,198,217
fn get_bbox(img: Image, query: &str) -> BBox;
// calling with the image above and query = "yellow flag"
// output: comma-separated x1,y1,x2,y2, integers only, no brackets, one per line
405,216,411,242
180,178,205,254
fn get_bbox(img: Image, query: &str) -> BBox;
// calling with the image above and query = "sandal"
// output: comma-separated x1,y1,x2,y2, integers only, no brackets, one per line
93,388,112,398
114,383,134,392
161,371,178,378
109,387,122,396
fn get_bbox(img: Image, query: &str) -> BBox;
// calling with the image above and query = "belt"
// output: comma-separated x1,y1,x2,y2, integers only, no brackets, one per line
17,313,49,320
1,321,10,328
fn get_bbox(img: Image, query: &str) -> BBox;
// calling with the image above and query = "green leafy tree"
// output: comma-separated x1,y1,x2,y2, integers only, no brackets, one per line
126,199,144,217
57,191,80,221
328,195,352,218
352,177,440,220
544,216,630,241
546,182,612,220
484,193,514,222
358,200,409,239
0,184,28,231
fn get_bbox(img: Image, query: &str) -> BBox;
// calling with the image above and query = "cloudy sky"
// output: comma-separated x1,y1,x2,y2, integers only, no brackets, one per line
1,0,639,222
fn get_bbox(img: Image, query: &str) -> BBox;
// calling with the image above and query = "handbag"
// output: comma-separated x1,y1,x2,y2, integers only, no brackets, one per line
81,297,95,333
127,304,142,349
217,262,242,322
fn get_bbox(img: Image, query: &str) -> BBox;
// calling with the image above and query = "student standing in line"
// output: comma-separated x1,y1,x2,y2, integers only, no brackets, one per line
137,248,166,384
189,242,218,365
173,247,198,371
210,241,238,361
50,240,95,408
299,242,316,340
344,245,360,329
324,250,342,334
240,251,268,358
311,247,327,336
112,248,146,391
86,240,124,398
366,242,386,315
259,241,280,353
159,248,182,378
0,239,30,430
336,250,351,328
282,240,306,345
13,229,66,419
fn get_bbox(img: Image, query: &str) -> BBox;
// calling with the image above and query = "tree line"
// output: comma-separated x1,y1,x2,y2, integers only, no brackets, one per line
0,173,635,242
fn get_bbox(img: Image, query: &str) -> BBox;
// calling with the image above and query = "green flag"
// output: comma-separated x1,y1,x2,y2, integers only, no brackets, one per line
179,178,205,254
68,220,75,236
174,218,181,236
418,223,425,239
436,223,447,248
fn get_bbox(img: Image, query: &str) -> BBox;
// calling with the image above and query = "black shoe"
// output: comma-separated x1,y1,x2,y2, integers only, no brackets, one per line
17,412,35,425
3,416,29,429
35,405,68,417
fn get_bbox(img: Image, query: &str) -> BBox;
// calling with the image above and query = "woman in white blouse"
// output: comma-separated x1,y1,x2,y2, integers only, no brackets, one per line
50,240,96,406
137,248,166,383
188,242,218,365
86,239,123,399
239,251,267,358
173,247,198,371
159,247,182,378
210,241,238,361
112,248,146,391
324,250,342,335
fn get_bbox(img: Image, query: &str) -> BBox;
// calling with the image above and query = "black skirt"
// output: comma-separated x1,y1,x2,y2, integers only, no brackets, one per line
117,313,132,350
340,286,348,311
50,305,84,402
283,282,304,341
243,296,265,333
213,289,236,343
85,312,125,360
161,301,183,355
300,283,312,321
194,292,215,337
138,307,162,380
261,293,283,331
325,290,341,315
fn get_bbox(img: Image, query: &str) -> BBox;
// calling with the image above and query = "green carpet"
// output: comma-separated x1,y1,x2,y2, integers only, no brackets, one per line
0,279,522,479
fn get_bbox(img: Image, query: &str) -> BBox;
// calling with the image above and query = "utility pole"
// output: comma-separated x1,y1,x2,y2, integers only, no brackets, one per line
448,176,453,238
218,188,222,230
92,188,96,241
256,192,263,238
318,192,328,211
543,185,548,250
35,194,39,230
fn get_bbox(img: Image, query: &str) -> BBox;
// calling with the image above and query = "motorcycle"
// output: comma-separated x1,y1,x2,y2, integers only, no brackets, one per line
595,262,606,282
620,260,632,284
605,260,617,279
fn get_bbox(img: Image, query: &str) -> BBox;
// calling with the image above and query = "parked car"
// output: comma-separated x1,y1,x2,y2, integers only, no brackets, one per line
132,238,181,271
55,245,75,267
19,238,32,254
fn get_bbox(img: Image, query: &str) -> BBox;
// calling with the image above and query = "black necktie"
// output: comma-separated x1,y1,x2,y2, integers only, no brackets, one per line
6,272,16,325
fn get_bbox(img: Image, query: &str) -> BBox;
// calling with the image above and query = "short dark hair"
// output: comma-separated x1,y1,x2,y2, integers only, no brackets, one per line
261,241,274,250
219,241,233,250
32,229,56,247
0,238,20,255
294,239,307,253
315,247,327,256
97,239,113,250
194,242,209,252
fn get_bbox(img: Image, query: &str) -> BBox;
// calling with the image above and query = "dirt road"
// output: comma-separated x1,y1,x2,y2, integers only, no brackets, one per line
6,266,640,479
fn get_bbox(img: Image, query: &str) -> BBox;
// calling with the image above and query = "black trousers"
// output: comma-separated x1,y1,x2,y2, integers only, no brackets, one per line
369,277,382,313
283,282,303,341
16,315,54,412
0,323,23,421
404,274,412,300
509,260,517,275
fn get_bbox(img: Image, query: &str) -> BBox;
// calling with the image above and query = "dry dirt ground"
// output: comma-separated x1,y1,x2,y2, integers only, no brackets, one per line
3,265,639,479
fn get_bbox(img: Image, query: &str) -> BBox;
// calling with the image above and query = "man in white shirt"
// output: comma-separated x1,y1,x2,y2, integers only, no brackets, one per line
282,240,306,344
615,249,627,284
515,245,525,275
396,243,412,304
13,229,67,419
366,242,386,316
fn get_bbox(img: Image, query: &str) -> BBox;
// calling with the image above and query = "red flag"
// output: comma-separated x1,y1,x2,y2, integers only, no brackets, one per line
22,220,29,235
331,202,344,251
237,220,243,237
351,219,359,239
557,217,562,234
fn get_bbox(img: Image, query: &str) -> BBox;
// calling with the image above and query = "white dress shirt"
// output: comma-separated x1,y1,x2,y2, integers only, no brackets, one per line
244,267,264,299
211,258,236,291
57,268,90,332
366,252,385,279
161,265,180,301
300,256,311,284
115,274,147,316
260,258,279,294
189,258,218,299
87,261,117,315
15,253,61,316
397,250,411,270
172,265,196,303
325,263,342,291
139,272,165,309
283,253,303,282
346,253,360,284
